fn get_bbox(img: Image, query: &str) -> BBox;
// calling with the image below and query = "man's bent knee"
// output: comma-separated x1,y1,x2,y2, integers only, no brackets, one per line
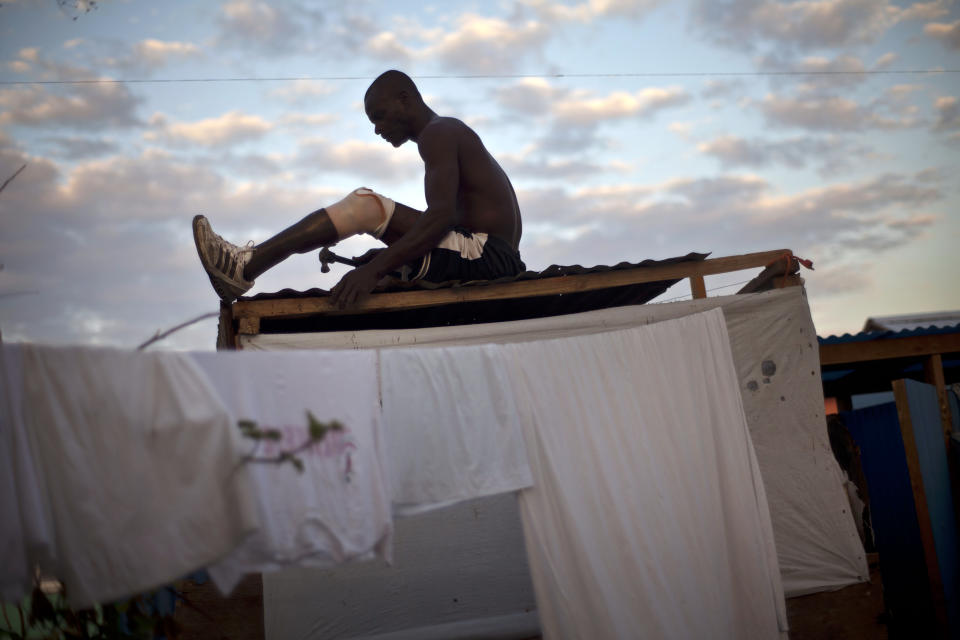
325,188,396,240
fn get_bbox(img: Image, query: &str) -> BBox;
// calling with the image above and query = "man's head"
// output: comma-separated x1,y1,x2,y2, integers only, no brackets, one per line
364,70,426,147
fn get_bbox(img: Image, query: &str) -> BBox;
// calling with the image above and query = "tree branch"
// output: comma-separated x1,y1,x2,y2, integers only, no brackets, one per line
137,311,219,350
0,163,26,195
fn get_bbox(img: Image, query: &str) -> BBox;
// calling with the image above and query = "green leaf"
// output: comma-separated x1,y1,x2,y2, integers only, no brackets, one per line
263,429,282,441
291,458,305,473
308,421,327,441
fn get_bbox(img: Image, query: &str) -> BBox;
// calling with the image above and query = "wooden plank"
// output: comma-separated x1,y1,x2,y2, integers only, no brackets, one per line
216,301,236,351
892,379,950,635
737,259,789,294
238,316,260,335
923,354,953,445
820,333,960,366
689,275,707,299
233,249,793,321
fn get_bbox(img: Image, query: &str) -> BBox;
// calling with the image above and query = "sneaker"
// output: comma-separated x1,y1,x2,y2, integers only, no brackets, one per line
192,214,255,302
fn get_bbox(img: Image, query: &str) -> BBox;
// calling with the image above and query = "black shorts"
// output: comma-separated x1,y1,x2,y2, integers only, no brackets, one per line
409,228,525,283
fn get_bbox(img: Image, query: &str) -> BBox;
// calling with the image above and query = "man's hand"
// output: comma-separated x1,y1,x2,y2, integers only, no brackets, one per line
330,264,380,310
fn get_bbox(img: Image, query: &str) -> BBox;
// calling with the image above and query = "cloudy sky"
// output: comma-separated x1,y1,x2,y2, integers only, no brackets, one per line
0,0,958,350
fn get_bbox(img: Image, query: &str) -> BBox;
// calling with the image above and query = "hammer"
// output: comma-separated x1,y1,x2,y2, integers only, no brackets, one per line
318,247,360,273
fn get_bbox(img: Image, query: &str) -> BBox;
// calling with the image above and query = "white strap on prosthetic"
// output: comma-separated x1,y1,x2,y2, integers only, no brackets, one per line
324,187,396,240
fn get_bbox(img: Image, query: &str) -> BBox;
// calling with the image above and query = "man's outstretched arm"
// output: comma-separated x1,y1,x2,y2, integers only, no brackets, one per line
330,124,460,308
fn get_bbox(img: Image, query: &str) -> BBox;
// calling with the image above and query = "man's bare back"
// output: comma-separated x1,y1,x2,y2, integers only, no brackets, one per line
417,117,522,250
192,70,524,308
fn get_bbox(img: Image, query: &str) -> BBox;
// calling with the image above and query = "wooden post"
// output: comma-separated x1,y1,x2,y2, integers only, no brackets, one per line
216,301,236,351
923,354,953,445
892,379,950,635
689,275,707,299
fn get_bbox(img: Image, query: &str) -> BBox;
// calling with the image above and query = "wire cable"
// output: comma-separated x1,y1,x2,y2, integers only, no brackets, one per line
2,69,958,86
654,278,753,304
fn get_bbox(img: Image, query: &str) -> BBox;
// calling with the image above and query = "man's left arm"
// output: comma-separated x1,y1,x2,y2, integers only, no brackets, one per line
330,125,460,308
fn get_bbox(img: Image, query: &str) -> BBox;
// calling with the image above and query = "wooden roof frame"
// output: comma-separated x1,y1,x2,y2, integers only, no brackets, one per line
821,333,959,448
220,248,800,346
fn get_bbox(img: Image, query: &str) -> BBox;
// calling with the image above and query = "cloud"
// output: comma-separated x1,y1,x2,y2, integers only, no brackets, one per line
519,0,665,23
294,138,421,182
204,151,285,179
361,1,666,74
697,134,876,174
11,37,201,77
925,19,960,49
500,152,630,180
0,82,142,129
760,90,922,131
5,45,107,80
700,78,746,100
873,52,898,69
513,168,944,273
134,39,200,65
278,113,338,130
755,53,871,90
933,96,960,131
42,136,120,160
145,111,273,147
496,80,690,125
269,80,337,106
492,78,572,117
491,79,685,154
103,39,202,74
0,147,350,347
806,264,874,297
215,0,324,55
690,0,950,52
367,13,551,74
554,87,690,125
533,122,613,154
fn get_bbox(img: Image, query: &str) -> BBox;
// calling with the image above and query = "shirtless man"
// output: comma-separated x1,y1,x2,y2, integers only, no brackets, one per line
193,70,524,310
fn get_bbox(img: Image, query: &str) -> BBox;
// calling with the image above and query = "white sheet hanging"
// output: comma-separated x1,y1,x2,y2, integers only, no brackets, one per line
244,287,868,597
0,345,55,602
17,344,259,608
380,344,532,515
506,309,787,639
190,350,392,594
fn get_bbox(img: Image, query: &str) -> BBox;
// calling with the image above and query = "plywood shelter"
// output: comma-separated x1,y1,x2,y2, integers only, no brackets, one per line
819,318,960,637
214,250,865,639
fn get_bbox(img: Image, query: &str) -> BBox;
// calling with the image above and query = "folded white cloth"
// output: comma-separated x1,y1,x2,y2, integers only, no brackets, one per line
17,344,259,608
380,343,533,515
191,350,392,594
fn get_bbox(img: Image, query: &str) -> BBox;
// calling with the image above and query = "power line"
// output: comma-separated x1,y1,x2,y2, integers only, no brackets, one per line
1,69,958,86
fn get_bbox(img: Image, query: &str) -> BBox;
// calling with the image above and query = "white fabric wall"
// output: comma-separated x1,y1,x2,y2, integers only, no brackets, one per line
247,287,866,597
508,309,786,638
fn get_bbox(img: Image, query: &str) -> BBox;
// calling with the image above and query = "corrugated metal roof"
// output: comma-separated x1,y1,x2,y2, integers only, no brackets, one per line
818,323,960,346
242,253,709,334
861,310,960,333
